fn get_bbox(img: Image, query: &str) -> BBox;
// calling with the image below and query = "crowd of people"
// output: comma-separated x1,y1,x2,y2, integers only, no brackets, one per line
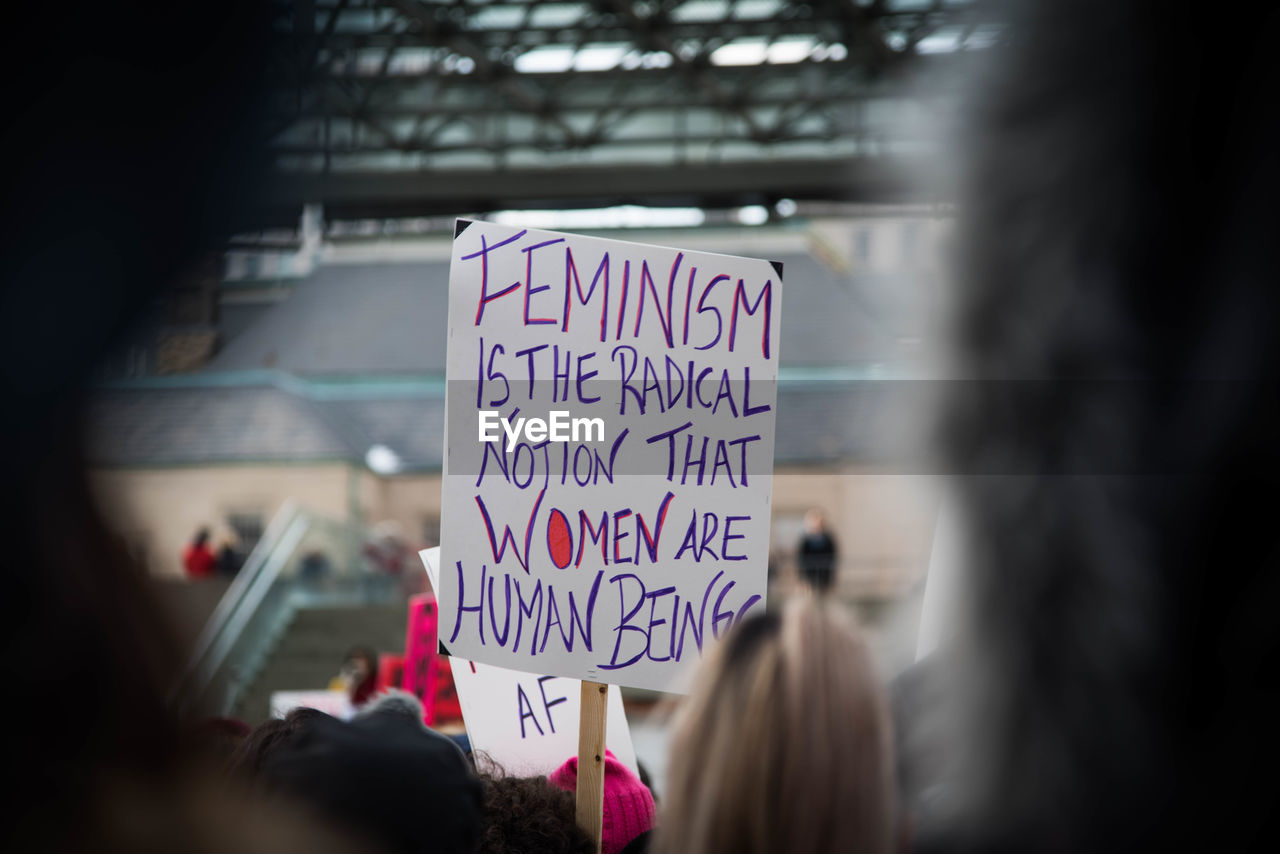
186,595,895,854
182,527,245,580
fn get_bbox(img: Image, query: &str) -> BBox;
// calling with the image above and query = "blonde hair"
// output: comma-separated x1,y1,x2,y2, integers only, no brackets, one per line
655,596,896,854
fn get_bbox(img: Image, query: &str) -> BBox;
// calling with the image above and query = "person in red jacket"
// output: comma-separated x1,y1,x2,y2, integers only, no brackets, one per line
182,527,216,580
330,646,380,708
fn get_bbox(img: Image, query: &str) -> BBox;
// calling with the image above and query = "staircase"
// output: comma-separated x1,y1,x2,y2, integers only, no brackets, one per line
233,603,409,723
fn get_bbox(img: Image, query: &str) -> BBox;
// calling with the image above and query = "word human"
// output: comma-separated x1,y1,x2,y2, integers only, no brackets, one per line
479,409,605,452
448,561,761,671
460,230,774,359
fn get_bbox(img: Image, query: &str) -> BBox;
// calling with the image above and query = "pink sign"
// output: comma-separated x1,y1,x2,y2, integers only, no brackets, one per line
401,593,440,724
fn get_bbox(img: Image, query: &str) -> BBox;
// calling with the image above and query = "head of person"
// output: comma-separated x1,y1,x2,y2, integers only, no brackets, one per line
227,707,328,780
803,509,825,534
341,646,379,696
194,527,211,547
478,773,594,854
547,750,655,854
353,688,422,724
655,596,896,854
261,698,484,854
343,646,376,680
373,519,404,546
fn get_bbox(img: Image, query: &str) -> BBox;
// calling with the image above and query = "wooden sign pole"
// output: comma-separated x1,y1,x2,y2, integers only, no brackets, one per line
576,680,609,854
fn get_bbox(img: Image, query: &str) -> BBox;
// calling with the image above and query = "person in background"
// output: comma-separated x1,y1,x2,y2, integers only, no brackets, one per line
547,750,656,854
261,693,485,854
655,596,897,854
182,526,216,580
363,520,428,597
299,549,333,585
796,509,838,593
478,773,594,854
363,520,411,577
330,646,380,709
216,533,244,577
351,688,425,726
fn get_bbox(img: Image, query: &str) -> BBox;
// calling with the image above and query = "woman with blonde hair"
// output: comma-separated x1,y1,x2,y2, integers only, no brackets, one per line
655,596,897,854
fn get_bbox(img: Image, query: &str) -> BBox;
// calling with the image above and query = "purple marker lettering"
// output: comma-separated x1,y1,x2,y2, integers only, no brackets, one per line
564,249,610,342
517,683,544,737
722,515,750,561
449,560,486,644
462,230,527,326
537,675,568,733
694,274,730,350
522,238,564,326
600,573,647,670
729,277,773,358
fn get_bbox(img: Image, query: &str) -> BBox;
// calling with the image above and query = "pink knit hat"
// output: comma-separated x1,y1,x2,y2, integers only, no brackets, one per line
548,750,655,854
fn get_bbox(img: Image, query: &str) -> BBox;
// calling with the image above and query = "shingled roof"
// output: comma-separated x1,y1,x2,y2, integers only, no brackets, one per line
207,262,451,374
86,386,350,466
89,233,923,470
206,253,900,376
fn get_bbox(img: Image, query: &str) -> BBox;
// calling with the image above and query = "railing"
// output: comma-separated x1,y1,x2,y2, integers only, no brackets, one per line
172,503,408,716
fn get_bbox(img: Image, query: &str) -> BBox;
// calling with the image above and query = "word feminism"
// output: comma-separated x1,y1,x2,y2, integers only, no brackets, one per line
460,229,774,359
478,409,606,452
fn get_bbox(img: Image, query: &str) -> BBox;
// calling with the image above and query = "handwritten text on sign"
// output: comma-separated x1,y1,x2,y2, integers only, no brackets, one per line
421,547,637,775
440,221,781,692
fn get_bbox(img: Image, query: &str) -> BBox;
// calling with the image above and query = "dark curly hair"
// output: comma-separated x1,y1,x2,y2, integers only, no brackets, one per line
226,707,329,779
479,774,594,854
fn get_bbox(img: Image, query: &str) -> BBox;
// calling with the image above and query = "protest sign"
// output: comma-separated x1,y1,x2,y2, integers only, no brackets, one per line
402,594,440,723
440,220,781,693
431,658,464,725
376,653,405,694
420,547,638,776
269,690,353,720
453,658,636,777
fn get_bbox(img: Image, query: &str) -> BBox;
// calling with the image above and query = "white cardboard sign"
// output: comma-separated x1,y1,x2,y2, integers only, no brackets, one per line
439,220,781,692
421,548,638,776
269,690,354,721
